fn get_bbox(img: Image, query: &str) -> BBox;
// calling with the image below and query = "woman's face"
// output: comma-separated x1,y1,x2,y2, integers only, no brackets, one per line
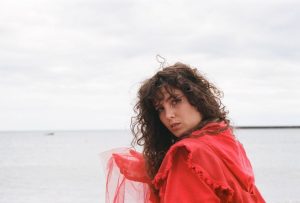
155,87,203,137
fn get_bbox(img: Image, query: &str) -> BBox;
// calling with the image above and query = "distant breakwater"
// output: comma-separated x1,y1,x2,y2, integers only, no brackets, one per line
235,126,300,129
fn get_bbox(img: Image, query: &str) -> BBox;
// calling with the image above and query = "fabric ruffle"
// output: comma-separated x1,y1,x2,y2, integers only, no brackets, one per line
152,145,234,202
152,121,255,202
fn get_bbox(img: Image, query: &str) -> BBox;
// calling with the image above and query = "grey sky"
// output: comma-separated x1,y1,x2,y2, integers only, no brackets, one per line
0,0,299,130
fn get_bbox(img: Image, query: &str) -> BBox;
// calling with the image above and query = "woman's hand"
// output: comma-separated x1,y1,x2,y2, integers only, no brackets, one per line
112,149,151,183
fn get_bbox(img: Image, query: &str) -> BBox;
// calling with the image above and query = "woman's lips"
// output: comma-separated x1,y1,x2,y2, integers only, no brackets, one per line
170,123,181,130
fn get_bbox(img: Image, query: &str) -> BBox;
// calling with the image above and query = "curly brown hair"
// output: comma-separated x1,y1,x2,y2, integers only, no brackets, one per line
131,62,230,179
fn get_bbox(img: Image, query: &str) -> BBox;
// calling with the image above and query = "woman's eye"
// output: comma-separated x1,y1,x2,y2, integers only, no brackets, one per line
171,97,182,105
156,107,164,113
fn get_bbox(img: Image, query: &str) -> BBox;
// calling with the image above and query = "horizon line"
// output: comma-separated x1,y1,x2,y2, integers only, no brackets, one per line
1,125,300,132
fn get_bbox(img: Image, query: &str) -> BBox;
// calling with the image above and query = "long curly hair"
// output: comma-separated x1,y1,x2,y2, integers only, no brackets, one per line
131,62,230,179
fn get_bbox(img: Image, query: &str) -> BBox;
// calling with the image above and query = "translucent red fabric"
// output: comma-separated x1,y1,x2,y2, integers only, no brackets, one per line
101,148,156,203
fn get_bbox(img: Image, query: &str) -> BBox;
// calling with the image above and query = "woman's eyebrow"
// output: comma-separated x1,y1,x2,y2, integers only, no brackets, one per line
168,93,183,99
154,93,182,107
166,93,184,101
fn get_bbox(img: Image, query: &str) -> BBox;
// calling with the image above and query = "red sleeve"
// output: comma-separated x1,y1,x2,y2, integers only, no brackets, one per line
160,149,220,203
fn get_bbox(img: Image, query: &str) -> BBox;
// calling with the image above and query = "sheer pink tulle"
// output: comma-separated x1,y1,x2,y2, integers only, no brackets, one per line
101,148,155,203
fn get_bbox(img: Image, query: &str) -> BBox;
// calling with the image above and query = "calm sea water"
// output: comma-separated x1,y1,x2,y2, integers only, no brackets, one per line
0,129,299,203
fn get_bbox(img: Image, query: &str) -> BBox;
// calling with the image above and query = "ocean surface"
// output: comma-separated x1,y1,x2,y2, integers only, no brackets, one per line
0,128,299,203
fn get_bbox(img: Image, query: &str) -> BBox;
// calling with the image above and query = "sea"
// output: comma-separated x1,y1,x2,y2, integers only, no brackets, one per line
0,128,299,203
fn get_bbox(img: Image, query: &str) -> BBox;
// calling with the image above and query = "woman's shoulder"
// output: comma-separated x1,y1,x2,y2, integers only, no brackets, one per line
170,124,235,155
153,124,239,185
168,134,223,161
153,135,221,181
159,123,234,171
153,134,235,200
168,135,213,157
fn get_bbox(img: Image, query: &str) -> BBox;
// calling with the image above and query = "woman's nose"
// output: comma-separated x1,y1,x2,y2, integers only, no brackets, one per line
165,106,175,119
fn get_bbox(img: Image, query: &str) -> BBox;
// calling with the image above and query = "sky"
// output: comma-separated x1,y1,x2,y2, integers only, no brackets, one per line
0,0,299,130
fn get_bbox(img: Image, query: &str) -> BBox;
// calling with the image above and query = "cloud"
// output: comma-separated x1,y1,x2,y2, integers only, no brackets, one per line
0,0,299,130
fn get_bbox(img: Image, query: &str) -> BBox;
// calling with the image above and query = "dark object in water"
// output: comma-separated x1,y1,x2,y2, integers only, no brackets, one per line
46,132,55,136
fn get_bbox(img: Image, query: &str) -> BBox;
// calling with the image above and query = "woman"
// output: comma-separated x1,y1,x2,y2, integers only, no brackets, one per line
103,62,265,203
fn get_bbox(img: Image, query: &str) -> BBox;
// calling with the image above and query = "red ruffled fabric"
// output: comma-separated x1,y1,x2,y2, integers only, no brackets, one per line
102,122,265,203
153,122,265,202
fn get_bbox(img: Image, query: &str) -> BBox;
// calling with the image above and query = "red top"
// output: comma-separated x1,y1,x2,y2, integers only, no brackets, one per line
152,122,265,202
103,122,265,203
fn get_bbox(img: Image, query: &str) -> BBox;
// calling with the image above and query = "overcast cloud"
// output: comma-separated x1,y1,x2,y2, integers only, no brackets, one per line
0,0,299,130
